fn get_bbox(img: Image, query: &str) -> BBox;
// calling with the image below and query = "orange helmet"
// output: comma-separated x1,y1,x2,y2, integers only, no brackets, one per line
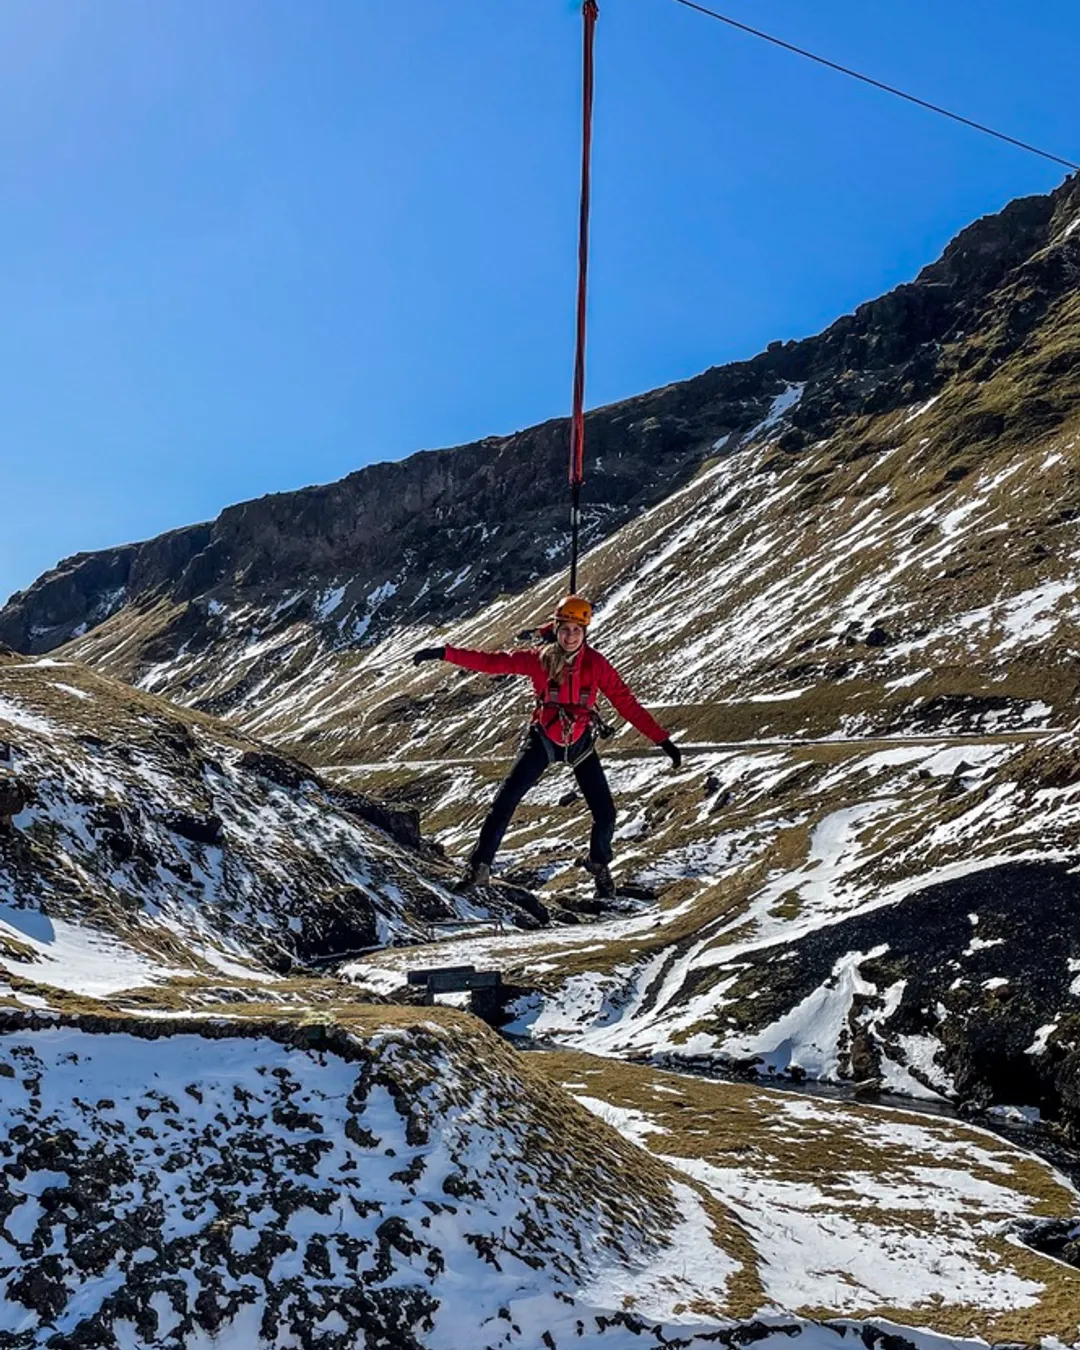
554,594,592,628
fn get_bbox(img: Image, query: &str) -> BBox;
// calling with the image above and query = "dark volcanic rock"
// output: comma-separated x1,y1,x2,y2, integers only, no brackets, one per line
237,749,423,853
0,777,30,830
691,859,1080,1136
326,786,422,852
163,810,224,847
237,748,319,790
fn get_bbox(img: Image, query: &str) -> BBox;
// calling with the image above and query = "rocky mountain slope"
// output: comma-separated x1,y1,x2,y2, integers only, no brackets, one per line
0,651,531,1005
3,176,1079,739
0,1008,753,1349
343,719,1080,1136
5,176,1080,1346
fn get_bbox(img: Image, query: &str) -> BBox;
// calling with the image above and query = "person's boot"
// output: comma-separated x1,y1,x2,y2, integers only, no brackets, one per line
584,858,616,900
458,859,491,890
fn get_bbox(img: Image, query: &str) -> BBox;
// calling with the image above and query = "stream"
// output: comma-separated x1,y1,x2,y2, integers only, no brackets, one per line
508,1032,1080,1200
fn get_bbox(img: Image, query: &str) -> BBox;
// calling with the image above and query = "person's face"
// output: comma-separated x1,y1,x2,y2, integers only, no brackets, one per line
556,622,585,654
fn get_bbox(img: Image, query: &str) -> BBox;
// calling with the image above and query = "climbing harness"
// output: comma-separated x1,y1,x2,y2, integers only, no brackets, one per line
533,722,597,770
537,697,615,758
529,718,602,770
533,662,615,767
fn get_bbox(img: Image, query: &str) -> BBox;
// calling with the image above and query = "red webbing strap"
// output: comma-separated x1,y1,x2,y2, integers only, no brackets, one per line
569,0,598,594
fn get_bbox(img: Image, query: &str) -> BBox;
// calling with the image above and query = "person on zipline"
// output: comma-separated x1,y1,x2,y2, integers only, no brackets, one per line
412,595,681,898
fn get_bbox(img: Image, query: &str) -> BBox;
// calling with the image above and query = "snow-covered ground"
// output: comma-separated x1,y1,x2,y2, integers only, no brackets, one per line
572,1078,1073,1320
5,1016,1079,1349
0,1019,740,1348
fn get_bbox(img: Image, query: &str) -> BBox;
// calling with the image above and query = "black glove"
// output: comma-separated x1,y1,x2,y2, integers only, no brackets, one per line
515,626,555,644
412,646,446,666
659,738,682,769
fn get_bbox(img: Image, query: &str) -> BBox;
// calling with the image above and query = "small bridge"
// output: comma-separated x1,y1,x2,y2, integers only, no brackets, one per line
406,964,503,1018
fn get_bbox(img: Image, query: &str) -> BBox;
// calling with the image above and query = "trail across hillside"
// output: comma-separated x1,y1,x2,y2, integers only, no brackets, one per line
326,726,1058,777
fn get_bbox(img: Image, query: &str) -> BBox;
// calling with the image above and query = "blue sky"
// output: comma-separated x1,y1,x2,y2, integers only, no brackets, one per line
1,0,1076,603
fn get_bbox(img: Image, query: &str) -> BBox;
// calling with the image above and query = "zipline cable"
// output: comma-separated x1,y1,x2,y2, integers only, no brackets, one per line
569,0,598,597
559,2,1074,606
670,0,1080,174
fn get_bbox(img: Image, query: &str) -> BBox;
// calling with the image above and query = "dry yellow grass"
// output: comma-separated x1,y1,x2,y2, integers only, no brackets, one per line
533,1047,1080,1343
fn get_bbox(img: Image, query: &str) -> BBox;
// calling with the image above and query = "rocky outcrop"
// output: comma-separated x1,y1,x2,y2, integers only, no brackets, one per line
682,859,1080,1138
0,659,499,984
0,1012,733,1350
0,778,28,831
0,524,211,656
236,748,423,851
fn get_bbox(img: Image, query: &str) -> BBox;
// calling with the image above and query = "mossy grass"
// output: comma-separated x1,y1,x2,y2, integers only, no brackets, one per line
533,1047,1080,1342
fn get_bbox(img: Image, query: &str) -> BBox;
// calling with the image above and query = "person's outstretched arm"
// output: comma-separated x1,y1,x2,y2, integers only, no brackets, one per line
418,645,541,678
594,654,682,767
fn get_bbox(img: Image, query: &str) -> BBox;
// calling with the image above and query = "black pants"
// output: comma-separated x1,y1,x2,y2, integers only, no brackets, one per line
471,726,616,868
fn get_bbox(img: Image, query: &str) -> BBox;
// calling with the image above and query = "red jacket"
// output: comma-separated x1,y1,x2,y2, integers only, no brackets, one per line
443,644,668,748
